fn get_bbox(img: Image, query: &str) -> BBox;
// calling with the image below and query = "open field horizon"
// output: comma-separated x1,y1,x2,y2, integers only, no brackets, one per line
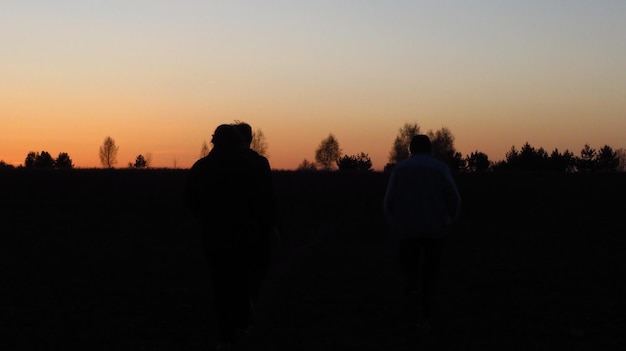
3,136,625,172
2,169,625,350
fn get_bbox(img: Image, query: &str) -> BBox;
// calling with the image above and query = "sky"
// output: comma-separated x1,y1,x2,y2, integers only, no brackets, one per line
2,0,625,170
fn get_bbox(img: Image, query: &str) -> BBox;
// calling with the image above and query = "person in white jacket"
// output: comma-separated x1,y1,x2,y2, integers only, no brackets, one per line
383,134,461,332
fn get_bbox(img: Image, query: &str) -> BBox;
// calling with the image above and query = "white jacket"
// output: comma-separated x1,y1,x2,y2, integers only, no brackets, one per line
384,153,461,241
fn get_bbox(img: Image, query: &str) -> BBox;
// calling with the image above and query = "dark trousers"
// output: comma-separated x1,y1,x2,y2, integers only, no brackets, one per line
397,237,445,320
207,247,250,342
205,236,270,342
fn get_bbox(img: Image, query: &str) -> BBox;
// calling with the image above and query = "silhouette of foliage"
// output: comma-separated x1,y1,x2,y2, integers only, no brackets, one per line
337,152,373,172
0,160,14,169
491,142,622,173
386,124,463,172
548,148,575,173
428,127,463,172
498,143,550,172
35,151,55,168
576,143,596,172
99,136,119,168
505,145,519,166
315,134,341,171
24,151,74,169
445,151,465,174
465,151,490,172
24,151,55,168
428,127,454,160
595,145,619,172
297,159,317,171
134,154,148,169
389,123,420,164
520,142,549,171
55,152,74,169
616,148,626,172
24,152,37,168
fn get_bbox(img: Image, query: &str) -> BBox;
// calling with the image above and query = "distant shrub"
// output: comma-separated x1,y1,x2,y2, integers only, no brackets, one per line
337,153,372,172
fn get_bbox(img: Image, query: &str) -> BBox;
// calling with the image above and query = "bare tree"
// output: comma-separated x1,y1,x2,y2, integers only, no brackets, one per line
297,159,317,171
428,127,456,161
389,123,421,165
315,134,342,171
144,152,153,168
99,136,119,168
200,140,210,158
428,127,464,171
251,129,269,158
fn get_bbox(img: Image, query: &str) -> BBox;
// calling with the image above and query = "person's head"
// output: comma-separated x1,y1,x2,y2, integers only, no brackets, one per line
211,124,242,149
409,134,432,155
233,121,253,147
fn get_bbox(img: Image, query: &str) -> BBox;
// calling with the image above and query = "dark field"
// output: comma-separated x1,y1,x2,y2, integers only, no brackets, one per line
2,169,625,350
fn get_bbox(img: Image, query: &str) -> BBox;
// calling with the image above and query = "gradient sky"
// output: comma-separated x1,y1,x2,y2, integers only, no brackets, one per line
2,1,625,170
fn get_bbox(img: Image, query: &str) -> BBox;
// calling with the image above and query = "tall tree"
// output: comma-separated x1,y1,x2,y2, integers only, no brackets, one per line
428,127,455,160
99,136,119,168
388,123,421,164
428,127,462,171
35,151,55,168
24,151,55,168
596,145,619,172
577,143,596,172
548,148,575,172
315,134,341,171
24,151,38,168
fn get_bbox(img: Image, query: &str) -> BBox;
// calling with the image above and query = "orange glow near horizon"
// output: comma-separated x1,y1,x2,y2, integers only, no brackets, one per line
2,2,625,170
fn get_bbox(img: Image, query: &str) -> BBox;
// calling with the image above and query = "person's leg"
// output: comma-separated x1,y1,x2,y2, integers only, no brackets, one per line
245,233,271,305
208,248,240,344
226,249,253,336
419,237,445,321
397,237,422,296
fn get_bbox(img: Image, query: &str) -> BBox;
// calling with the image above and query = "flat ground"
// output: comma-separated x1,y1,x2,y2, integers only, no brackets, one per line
2,169,625,350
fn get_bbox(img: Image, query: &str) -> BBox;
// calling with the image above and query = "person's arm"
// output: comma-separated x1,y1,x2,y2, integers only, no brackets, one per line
442,167,461,223
383,170,397,222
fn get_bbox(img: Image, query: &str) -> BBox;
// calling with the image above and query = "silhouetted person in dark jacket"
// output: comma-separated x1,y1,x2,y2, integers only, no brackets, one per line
184,124,274,350
232,122,281,310
383,134,461,334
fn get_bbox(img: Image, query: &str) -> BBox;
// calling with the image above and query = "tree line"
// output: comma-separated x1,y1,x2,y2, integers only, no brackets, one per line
0,136,153,170
2,123,624,173
297,123,625,173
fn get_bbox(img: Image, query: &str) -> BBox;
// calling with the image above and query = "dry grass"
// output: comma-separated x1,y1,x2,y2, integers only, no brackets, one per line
2,169,624,350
